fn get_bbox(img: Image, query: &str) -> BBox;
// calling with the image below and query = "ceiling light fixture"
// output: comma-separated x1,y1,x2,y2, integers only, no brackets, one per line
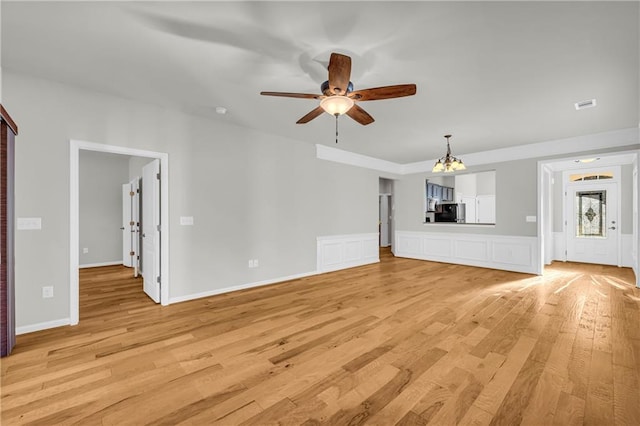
320,96,354,116
432,134,466,173
574,157,600,163
320,95,356,144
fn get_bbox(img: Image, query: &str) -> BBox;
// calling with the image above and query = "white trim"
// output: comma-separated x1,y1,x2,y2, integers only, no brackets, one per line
70,139,170,327
79,261,123,269
316,128,639,175
395,231,539,274
17,318,70,335
169,270,318,305
552,231,566,262
317,233,380,273
621,234,634,268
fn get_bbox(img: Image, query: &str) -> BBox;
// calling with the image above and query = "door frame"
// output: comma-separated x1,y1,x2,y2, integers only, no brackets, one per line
70,140,170,325
537,150,639,286
379,193,391,247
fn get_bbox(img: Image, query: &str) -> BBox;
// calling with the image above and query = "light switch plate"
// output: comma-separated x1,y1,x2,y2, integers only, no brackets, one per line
17,217,42,230
526,216,537,223
180,216,194,226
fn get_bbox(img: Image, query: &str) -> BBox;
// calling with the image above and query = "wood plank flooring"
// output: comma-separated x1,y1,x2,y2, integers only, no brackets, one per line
2,250,639,425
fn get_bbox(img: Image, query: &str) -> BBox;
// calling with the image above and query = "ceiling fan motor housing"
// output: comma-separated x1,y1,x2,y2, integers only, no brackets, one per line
321,80,354,96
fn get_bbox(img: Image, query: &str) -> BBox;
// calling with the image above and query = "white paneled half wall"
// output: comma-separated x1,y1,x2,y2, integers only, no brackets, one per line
395,231,538,274
317,233,380,273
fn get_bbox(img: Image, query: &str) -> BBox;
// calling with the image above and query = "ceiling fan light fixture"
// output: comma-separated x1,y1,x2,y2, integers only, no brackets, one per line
433,134,465,174
320,95,354,116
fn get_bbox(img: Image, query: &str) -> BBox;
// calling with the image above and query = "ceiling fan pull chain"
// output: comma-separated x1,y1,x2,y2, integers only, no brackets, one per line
335,114,339,144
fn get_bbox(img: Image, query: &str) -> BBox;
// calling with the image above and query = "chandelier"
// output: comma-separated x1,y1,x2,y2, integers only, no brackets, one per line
432,134,466,173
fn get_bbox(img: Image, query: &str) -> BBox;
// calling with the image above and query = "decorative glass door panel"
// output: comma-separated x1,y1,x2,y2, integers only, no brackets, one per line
575,190,606,238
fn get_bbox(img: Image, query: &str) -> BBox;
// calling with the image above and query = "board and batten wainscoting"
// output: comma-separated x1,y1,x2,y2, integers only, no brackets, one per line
317,233,380,273
395,230,538,274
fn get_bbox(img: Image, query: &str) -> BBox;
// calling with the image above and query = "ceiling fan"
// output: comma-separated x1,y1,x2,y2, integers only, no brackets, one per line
260,52,417,126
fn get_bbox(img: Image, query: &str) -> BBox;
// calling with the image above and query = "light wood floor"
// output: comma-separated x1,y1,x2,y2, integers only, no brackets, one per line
2,250,639,425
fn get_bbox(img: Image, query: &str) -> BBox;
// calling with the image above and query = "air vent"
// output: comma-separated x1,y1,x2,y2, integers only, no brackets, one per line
574,99,597,110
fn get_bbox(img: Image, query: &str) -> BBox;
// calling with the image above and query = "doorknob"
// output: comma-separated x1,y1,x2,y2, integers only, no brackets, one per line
142,233,146,237
608,226,616,230
120,227,125,230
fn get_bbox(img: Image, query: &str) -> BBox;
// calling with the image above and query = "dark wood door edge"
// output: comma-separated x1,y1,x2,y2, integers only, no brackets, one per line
0,105,18,135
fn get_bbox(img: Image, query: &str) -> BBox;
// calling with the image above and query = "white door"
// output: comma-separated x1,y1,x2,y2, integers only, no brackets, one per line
461,196,477,223
142,160,161,303
122,183,133,267
566,182,618,265
379,195,391,247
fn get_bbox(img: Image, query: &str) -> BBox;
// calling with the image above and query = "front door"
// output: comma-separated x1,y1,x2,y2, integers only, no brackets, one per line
566,182,618,265
142,160,161,303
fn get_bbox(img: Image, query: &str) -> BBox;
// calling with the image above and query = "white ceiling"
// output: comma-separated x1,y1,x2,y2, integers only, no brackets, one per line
2,1,638,163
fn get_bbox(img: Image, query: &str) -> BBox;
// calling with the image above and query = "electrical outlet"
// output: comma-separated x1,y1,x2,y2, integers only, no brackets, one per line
42,286,54,298
83,247,89,254
248,259,254,268
254,259,259,267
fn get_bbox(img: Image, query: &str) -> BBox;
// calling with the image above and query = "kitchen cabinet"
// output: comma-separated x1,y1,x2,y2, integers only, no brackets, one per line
427,183,453,202
442,186,454,202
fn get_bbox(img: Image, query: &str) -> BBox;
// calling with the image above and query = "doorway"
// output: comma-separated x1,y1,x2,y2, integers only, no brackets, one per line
565,181,618,265
70,140,169,326
537,153,639,286
379,178,394,251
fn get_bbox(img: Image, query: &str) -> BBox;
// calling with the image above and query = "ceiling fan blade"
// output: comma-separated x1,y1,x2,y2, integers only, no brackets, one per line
328,53,352,96
346,104,375,125
349,84,417,101
261,92,322,99
296,106,325,124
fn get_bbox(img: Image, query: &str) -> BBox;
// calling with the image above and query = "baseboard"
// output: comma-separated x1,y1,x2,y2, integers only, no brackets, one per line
317,233,379,273
169,270,318,305
79,261,123,269
395,230,538,274
16,318,71,335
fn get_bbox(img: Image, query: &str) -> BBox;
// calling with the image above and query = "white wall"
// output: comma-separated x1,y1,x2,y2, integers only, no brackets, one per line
7,72,380,329
79,151,130,266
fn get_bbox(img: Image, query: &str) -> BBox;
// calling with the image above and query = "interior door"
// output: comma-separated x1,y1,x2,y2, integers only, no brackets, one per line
142,160,161,303
566,182,618,265
122,183,133,267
